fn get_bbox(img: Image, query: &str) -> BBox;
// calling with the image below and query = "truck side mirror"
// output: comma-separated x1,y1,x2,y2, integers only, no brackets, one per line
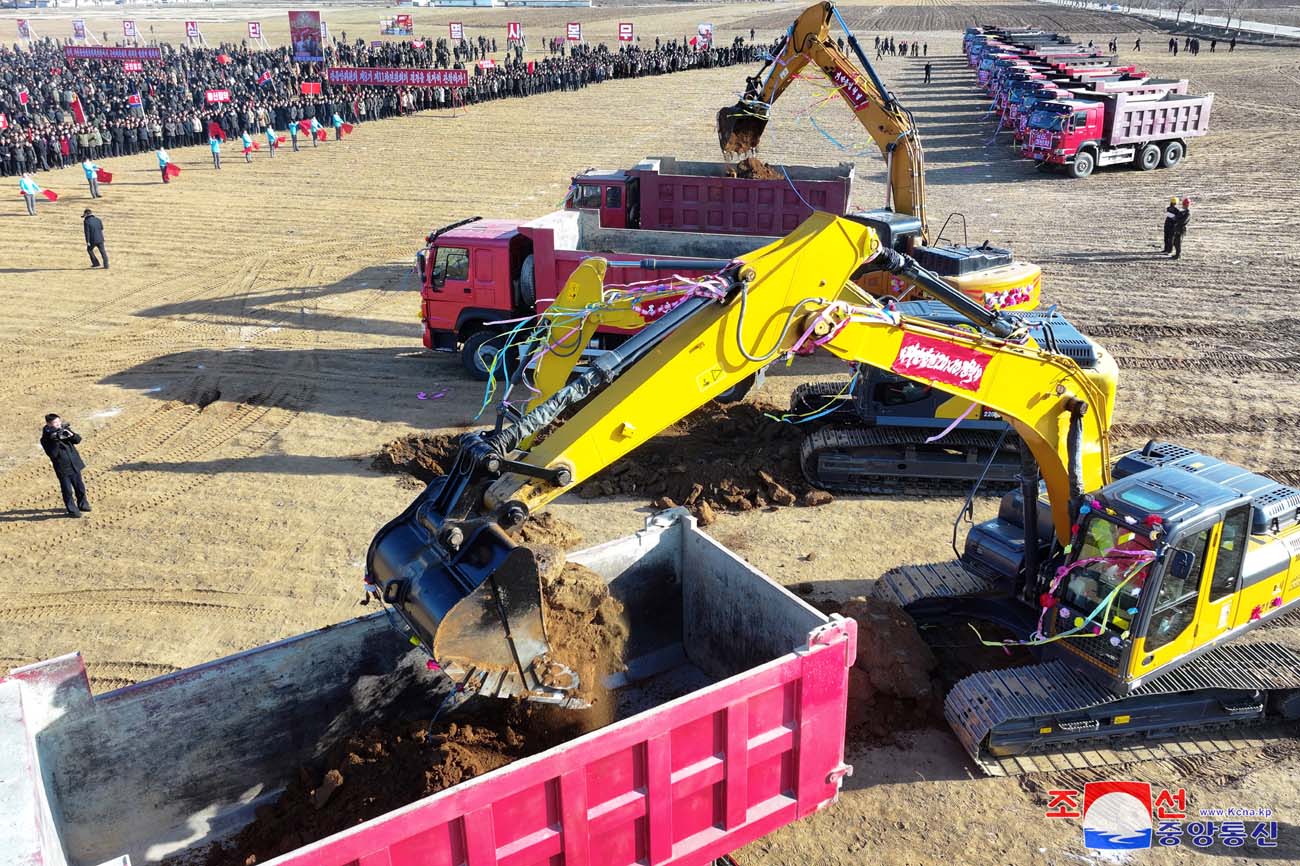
1169,549,1195,580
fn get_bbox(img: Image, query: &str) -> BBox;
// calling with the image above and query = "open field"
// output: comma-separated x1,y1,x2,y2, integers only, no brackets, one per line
3,0,1300,863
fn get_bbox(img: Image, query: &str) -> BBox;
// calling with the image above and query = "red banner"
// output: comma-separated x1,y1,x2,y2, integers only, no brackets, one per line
0,113,6,130
248,21,262,40
205,89,232,103
829,68,870,111
618,22,634,42
123,60,143,72
70,95,86,125
890,333,992,393
326,67,468,87
507,21,521,41
65,46,162,61
566,22,582,41
185,20,201,39
300,81,322,95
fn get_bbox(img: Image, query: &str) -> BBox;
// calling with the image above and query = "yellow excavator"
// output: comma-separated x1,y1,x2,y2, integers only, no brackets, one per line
367,212,1300,772
718,2,1042,312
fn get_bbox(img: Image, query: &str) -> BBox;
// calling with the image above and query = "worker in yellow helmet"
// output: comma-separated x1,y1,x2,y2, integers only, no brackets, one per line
1162,195,1179,254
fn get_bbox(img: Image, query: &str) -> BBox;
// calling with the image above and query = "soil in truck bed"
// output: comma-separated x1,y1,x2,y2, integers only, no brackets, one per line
726,156,783,181
176,559,627,866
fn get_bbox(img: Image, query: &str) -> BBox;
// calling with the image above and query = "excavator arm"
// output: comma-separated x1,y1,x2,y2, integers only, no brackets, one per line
366,212,1113,706
719,2,926,233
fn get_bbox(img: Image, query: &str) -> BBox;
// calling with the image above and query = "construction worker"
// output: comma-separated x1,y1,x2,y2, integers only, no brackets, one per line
1162,196,1179,254
265,124,277,157
41,413,91,518
1171,198,1191,260
157,146,172,183
332,112,345,140
83,208,108,269
209,134,222,169
82,157,103,198
18,172,40,215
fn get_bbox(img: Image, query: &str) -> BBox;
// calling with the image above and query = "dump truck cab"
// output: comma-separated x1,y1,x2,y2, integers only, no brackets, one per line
1024,98,1097,165
563,168,640,229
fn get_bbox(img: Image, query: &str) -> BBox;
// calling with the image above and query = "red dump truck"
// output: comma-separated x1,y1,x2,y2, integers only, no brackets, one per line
1023,89,1214,177
418,211,782,377
564,155,854,235
0,511,855,866
418,159,856,377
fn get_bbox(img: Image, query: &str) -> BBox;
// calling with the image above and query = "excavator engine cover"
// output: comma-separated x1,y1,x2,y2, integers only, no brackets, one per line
365,479,586,707
717,102,768,154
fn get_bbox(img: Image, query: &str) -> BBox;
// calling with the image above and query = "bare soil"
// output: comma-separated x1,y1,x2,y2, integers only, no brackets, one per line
727,156,784,180
3,2,1300,864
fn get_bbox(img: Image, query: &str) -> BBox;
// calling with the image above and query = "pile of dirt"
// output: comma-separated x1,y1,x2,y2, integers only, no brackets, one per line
372,403,833,526
183,555,626,866
820,597,944,744
726,156,782,181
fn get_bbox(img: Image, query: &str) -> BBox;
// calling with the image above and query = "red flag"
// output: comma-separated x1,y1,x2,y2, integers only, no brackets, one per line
315,129,327,142
96,168,113,183
164,163,181,179
341,122,354,136
257,69,272,86
18,87,29,106
297,119,312,135
207,120,226,141
41,189,58,202
217,53,231,65
275,136,286,146
70,94,85,125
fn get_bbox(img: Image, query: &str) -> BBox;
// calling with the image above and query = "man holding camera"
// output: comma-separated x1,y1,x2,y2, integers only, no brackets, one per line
40,414,91,518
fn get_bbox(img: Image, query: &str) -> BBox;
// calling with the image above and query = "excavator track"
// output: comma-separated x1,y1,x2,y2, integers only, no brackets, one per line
947,645,1300,776
801,425,1022,497
874,561,1300,775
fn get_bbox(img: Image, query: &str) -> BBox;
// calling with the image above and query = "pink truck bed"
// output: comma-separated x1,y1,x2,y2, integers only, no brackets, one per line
0,511,855,866
1107,91,1214,145
632,157,854,236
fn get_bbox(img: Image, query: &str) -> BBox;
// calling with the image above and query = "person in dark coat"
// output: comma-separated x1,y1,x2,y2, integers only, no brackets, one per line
83,208,108,269
1171,198,1190,260
40,413,91,517
1162,196,1179,254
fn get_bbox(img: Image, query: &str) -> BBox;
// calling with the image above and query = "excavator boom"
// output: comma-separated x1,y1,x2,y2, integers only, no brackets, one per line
366,212,1114,706
719,2,926,231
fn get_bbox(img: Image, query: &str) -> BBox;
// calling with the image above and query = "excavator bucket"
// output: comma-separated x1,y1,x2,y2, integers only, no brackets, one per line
366,482,587,708
717,101,768,155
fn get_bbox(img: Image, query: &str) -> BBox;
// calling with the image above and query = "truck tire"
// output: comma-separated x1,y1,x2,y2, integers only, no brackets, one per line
1137,144,1161,171
1069,151,1095,179
518,255,536,310
1160,140,1185,168
461,328,505,381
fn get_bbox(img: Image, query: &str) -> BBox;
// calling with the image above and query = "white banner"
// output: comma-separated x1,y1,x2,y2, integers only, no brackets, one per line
618,22,634,42
449,22,464,40
566,21,582,41
123,20,139,39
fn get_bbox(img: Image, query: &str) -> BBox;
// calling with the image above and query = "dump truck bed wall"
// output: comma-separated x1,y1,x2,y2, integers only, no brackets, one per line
632,156,854,236
1105,91,1214,145
1,511,855,866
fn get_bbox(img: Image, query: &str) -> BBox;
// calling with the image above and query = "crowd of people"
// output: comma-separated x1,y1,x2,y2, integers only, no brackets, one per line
0,32,766,180
874,35,927,58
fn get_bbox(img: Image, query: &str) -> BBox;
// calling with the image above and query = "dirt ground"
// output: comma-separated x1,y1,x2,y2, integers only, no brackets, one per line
3,0,1300,863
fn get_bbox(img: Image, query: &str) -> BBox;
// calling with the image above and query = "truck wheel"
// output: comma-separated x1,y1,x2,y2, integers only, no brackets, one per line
1137,144,1161,171
1069,151,1095,179
1272,689,1300,720
518,255,536,309
1160,140,1185,168
461,329,506,381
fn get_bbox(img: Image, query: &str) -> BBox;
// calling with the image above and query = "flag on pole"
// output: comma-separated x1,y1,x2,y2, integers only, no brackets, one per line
297,119,313,135
340,122,354,136
128,92,142,108
257,69,273,86
70,94,86,124
18,87,30,107
207,120,226,141
96,168,113,184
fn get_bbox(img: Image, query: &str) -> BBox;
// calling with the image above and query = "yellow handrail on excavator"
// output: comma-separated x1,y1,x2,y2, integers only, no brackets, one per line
719,2,927,235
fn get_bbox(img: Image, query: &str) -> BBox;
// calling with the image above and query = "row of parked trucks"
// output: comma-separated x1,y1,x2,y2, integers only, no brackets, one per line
964,26,1214,178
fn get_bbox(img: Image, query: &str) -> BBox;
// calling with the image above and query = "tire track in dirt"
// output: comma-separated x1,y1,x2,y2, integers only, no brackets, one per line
1111,413,1300,441
1112,353,1300,374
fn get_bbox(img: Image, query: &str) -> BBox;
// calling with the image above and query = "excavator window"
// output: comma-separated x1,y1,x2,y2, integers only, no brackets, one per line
1063,516,1152,621
1146,529,1211,651
1209,506,1250,602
